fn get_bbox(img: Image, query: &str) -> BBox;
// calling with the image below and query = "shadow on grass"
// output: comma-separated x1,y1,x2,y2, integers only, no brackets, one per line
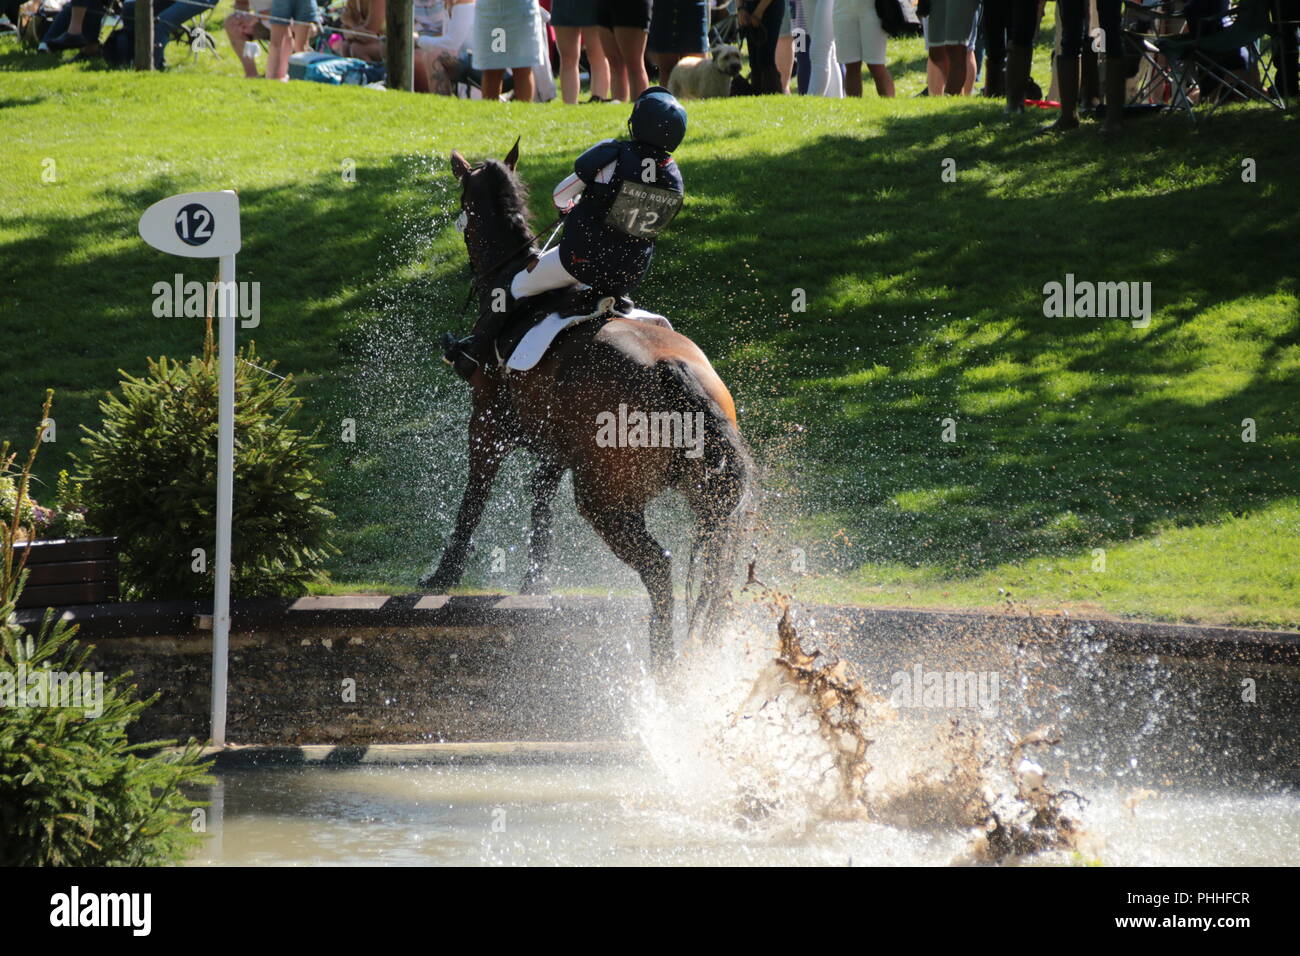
1,93,1296,586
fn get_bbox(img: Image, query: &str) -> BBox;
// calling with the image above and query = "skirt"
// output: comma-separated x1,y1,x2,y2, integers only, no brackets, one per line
472,0,548,68
550,0,601,27
647,0,708,53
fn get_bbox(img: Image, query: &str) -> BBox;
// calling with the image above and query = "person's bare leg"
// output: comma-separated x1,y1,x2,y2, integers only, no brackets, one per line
482,67,504,99
414,48,431,92
585,29,612,97
844,60,863,96
290,21,311,52
68,5,86,32
944,43,967,94
776,33,793,89
512,66,535,101
556,26,582,103
927,47,947,94
868,61,894,96
963,46,976,94
267,23,290,79
654,52,681,86
597,26,627,98
227,21,260,76
615,26,649,97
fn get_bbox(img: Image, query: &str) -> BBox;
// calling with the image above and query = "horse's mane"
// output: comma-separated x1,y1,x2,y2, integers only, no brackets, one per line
477,159,533,242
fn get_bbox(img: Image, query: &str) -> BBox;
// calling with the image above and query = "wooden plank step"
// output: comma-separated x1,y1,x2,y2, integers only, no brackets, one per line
15,580,118,610
12,536,117,565
24,560,116,587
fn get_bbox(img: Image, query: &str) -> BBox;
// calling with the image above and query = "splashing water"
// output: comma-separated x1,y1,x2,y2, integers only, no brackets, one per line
633,599,1090,863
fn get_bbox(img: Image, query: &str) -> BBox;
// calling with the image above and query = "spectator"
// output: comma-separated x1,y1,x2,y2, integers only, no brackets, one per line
595,0,650,97
267,0,321,80
738,0,785,91
648,0,709,86
982,0,1041,109
776,0,794,89
582,17,617,99
40,0,108,54
416,0,475,93
341,0,384,59
791,0,811,91
922,0,978,94
1050,0,1121,131
48,0,211,70
473,0,546,100
590,13,626,98
832,0,893,95
225,0,274,76
551,0,599,102
801,0,842,95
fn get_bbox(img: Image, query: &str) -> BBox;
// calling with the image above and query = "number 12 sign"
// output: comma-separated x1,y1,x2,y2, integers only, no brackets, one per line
137,188,241,749
139,190,241,258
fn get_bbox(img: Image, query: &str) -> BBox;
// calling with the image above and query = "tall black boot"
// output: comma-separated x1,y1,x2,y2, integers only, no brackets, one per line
983,59,1006,97
1040,54,1080,132
1005,43,1032,112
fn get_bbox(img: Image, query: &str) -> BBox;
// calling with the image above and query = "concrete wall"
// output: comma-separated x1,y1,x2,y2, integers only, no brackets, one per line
34,595,1299,788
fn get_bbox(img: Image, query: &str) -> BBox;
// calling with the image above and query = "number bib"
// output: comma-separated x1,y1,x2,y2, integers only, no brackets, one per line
605,180,682,239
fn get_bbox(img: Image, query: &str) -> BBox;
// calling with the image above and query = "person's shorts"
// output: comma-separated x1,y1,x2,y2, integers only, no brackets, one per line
833,0,886,64
924,0,977,46
473,0,548,68
551,0,601,27
779,0,792,37
270,0,319,24
597,0,652,30
648,0,708,52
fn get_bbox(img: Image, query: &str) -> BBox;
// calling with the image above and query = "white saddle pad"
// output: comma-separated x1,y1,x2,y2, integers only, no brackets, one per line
505,305,673,371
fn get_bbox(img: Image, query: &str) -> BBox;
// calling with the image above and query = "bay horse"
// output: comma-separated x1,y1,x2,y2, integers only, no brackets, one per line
419,141,755,670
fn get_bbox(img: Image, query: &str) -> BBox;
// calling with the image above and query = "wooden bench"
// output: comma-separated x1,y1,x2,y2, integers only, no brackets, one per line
11,536,119,610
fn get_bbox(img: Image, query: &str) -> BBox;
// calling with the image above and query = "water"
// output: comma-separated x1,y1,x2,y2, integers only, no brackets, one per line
190,764,1300,867
188,612,1300,867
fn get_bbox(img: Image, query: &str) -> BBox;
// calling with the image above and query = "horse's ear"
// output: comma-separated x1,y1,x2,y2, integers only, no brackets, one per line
450,150,471,181
503,137,520,172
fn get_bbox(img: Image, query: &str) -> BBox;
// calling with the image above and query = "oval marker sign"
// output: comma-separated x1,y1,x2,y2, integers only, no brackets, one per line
139,189,241,258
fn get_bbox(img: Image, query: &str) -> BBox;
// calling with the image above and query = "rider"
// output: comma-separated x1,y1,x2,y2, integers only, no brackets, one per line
447,86,688,369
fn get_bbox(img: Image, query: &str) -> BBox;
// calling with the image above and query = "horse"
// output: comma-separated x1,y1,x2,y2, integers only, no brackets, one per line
419,140,756,671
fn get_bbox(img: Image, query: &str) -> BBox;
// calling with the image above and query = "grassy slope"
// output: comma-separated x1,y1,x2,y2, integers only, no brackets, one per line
1,25,1297,628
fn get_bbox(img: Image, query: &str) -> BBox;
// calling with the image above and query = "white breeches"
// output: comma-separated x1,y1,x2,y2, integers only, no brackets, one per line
510,247,581,299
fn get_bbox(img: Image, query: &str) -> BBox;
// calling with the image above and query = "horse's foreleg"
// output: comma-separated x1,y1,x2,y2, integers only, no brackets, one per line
420,434,506,592
520,457,564,595
579,502,674,672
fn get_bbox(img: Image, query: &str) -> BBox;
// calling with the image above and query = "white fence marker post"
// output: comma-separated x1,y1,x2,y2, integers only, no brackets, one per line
139,190,242,748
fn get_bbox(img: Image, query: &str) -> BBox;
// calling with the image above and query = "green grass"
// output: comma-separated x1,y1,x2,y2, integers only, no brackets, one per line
1,22,1297,629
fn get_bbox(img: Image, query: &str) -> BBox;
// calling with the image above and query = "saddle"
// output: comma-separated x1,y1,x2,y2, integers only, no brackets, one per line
492,287,635,365
442,288,667,380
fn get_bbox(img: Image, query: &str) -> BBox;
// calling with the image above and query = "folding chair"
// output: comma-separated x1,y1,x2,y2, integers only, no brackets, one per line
1125,0,1286,118
165,0,220,62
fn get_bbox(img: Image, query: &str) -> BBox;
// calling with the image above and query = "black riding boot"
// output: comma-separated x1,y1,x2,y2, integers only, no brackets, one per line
441,295,521,378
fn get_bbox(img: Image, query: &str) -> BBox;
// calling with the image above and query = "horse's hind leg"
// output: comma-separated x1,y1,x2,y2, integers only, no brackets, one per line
520,457,564,595
578,501,674,671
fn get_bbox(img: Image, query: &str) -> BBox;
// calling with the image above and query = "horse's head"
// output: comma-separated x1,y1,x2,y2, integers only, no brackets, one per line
449,139,532,279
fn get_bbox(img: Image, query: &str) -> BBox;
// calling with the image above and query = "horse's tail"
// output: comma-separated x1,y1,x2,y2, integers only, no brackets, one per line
658,361,758,645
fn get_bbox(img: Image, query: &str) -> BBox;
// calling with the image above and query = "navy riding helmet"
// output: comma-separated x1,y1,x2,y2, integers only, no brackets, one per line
627,86,688,153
